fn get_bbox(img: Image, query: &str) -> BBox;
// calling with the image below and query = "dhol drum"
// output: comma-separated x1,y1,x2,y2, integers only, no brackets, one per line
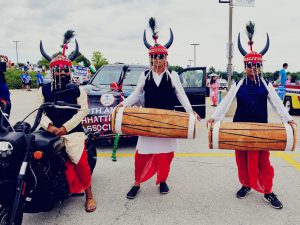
111,107,196,139
208,121,296,151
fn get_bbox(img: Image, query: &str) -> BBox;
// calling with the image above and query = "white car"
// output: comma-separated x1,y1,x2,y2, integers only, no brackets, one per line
218,79,228,90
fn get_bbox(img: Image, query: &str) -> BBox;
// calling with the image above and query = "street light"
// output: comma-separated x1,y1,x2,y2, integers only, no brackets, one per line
12,40,20,67
188,59,193,67
219,0,234,89
190,43,199,67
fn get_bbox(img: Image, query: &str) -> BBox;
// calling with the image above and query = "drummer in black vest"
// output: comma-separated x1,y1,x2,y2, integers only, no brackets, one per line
120,18,199,199
207,22,295,209
37,31,96,212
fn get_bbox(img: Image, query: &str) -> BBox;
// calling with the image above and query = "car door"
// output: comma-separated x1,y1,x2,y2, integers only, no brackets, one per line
176,67,206,118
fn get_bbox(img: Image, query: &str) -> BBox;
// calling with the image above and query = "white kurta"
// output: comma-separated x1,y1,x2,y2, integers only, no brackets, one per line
123,70,193,154
36,86,89,164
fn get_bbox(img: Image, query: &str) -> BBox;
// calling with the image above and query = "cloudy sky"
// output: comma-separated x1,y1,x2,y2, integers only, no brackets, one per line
0,0,299,72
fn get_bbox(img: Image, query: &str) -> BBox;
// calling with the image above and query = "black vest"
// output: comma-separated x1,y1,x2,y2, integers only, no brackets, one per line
144,70,177,110
42,83,83,133
233,78,269,123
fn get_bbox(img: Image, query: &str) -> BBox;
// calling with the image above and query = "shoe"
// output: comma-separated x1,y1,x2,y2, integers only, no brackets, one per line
263,193,283,209
159,182,169,194
126,186,140,199
236,186,251,199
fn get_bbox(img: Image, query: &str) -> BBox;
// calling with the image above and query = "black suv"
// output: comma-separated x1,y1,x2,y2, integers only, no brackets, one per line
82,63,206,142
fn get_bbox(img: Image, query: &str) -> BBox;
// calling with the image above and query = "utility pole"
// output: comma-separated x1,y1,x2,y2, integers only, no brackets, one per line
227,0,233,88
13,40,20,67
219,0,255,88
188,59,193,67
190,43,199,67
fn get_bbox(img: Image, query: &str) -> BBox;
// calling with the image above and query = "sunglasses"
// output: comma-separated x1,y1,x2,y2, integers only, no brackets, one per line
246,62,262,69
151,54,166,60
53,66,70,73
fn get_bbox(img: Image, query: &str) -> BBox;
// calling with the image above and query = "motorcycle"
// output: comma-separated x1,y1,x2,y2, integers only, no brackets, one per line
0,86,97,225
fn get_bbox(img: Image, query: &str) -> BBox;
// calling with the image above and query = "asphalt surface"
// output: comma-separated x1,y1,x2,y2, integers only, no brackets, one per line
7,89,300,225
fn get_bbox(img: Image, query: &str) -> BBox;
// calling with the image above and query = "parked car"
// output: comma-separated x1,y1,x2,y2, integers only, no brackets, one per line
274,84,300,115
82,64,206,142
218,78,228,90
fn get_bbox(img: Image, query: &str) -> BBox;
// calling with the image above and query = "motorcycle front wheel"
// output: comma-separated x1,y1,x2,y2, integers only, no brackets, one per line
0,204,9,225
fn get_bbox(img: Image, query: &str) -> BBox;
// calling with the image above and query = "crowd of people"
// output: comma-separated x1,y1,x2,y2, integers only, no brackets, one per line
20,67,44,91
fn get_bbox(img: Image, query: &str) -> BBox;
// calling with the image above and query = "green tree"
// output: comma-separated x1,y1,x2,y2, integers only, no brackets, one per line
208,66,216,75
37,57,50,70
168,65,183,72
52,51,62,58
68,51,91,67
273,70,280,81
91,51,108,70
5,68,46,89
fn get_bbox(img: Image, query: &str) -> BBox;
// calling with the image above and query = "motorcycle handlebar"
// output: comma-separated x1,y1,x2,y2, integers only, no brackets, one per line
56,101,81,109
29,102,81,133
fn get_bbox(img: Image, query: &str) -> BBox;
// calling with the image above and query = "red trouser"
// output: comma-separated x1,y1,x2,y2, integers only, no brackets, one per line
135,151,174,185
65,146,91,193
235,150,274,194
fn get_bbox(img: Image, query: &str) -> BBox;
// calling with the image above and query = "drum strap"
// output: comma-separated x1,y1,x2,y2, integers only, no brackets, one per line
188,112,196,139
212,121,221,149
284,122,294,151
115,107,125,134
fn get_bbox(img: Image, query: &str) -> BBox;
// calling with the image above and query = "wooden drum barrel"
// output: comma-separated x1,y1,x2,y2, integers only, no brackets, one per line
208,121,296,151
111,107,196,139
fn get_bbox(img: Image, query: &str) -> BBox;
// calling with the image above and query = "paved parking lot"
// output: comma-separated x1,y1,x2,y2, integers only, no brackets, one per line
8,89,300,225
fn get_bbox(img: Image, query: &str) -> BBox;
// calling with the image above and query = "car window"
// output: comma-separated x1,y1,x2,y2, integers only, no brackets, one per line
180,70,203,88
123,67,147,86
92,66,122,85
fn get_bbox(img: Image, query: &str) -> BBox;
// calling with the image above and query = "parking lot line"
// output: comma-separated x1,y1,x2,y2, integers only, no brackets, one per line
97,152,300,172
276,152,300,172
96,152,292,158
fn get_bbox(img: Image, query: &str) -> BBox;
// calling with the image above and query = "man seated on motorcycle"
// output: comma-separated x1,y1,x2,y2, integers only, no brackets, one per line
37,31,96,212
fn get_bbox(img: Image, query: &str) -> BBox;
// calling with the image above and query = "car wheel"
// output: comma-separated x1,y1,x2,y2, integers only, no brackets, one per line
284,97,294,115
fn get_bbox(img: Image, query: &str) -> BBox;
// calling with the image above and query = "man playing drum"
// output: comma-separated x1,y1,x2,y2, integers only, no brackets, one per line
207,22,296,209
119,17,198,199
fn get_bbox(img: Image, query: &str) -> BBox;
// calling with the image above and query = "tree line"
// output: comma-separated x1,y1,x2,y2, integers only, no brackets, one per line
37,51,108,71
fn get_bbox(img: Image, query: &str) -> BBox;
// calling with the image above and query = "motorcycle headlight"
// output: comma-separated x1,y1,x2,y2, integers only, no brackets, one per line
0,142,13,159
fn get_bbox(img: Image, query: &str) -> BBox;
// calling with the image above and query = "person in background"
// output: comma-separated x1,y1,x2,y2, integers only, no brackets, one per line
36,71,44,87
210,74,219,106
21,72,31,91
20,72,27,90
206,77,210,97
277,63,288,100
